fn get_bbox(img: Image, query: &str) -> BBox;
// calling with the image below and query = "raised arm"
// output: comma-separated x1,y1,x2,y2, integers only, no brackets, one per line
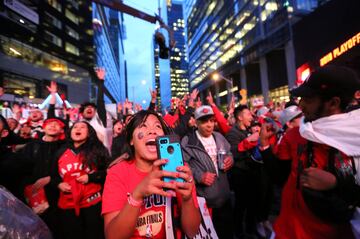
207,91,231,134
95,67,107,126
148,88,157,111
46,81,57,119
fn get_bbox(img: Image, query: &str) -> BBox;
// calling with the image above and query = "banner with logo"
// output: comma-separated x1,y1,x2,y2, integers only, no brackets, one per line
187,197,218,239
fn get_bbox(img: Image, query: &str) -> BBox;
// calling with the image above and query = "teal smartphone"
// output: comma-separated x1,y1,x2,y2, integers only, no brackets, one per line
156,135,185,183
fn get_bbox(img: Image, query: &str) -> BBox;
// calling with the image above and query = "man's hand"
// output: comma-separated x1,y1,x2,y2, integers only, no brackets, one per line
135,104,142,112
149,88,157,103
95,67,105,80
0,86,4,97
190,89,199,101
195,97,202,108
188,89,199,108
124,98,133,110
46,81,57,94
260,123,275,147
223,156,233,172
32,176,50,193
206,91,214,105
300,167,337,191
201,172,216,186
246,132,259,142
228,95,235,115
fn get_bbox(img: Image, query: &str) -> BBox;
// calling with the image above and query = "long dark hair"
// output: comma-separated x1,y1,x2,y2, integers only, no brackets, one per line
123,110,172,160
68,121,109,169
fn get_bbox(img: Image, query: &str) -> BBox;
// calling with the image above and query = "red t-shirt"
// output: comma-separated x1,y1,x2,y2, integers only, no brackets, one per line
275,127,306,161
57,149,102,213
274,141,354,239
102,160,198,239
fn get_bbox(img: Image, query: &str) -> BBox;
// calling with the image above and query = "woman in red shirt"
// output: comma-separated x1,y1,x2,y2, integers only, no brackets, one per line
102,110,200,239
52,121,109,239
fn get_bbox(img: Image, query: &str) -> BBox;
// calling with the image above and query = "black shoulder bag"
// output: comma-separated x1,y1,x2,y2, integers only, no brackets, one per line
301,142,358,224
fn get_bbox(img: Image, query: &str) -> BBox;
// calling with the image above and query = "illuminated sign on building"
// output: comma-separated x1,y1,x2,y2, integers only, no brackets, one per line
296,63,311,86
320,32,360,66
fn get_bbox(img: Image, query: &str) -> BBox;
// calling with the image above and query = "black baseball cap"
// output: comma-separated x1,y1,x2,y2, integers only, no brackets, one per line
290,65,360,98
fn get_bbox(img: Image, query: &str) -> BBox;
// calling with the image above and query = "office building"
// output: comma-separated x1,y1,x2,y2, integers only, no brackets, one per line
185,0,320,107
293,0,360,84
0,0,94,104
153,0,189,110
92,3,127,103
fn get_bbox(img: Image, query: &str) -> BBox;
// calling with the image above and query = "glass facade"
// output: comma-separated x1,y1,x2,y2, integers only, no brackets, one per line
0,0,94,103
185,0,319,96
168,2,189,98
92,4,127,103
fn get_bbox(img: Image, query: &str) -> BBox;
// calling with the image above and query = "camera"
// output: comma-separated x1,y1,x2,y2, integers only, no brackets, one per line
160,139,168,144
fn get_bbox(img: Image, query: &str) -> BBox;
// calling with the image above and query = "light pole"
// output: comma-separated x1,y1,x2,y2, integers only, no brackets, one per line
212,73,233,104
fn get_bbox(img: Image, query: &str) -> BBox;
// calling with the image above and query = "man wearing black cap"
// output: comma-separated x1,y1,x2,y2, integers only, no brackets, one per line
260,65,360,239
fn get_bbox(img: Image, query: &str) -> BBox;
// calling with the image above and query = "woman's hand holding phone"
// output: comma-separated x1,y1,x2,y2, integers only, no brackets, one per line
173,163,194,202
132,159,178,200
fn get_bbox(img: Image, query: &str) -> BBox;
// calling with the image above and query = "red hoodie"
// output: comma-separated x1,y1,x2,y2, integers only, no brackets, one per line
58,149,102,215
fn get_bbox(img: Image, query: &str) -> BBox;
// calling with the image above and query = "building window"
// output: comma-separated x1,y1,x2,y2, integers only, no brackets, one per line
65,25,79,40
47,0,62,12
44,12,62,29
65,9,79,25
67,0,79,10
65,42,79,56
44,31,62,47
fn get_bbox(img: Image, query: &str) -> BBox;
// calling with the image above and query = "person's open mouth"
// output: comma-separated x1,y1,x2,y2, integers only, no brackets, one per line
145,139,157,153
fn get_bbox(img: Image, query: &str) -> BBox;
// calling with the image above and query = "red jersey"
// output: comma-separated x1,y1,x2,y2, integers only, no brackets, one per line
57,149,102,215
274,141,354,239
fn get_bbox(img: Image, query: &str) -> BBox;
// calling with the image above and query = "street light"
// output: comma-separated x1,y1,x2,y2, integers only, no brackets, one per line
212,72,233,103
212,72,234,94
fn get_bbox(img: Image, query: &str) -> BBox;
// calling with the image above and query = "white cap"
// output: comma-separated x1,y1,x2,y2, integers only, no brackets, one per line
256,106,269,117
194,105,214,120
279,105,302,127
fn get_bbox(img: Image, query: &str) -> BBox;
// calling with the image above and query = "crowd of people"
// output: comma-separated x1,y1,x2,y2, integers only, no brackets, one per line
0,65,360,239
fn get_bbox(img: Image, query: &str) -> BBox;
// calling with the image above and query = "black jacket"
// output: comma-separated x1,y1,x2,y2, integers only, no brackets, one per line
21,139,66,206
225,124,252,170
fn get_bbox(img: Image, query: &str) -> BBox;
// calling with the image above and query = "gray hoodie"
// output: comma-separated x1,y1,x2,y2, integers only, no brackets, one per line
181,130,232,208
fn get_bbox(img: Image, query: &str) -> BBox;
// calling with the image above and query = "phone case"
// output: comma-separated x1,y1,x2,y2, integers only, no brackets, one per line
156,135,185,183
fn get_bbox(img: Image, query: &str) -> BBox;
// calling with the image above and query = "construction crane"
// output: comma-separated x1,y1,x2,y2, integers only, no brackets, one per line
92,0,175,59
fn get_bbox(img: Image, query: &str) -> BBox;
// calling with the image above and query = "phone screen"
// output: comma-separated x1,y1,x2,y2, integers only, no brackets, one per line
156,135,184,183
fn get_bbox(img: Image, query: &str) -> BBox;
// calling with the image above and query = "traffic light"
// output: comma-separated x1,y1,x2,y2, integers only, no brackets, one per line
155,32,169,59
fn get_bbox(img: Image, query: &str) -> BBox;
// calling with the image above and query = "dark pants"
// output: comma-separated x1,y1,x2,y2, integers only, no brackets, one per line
231,167,261,236
40,207,61,239
59,202,104,239
212,199,234,239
